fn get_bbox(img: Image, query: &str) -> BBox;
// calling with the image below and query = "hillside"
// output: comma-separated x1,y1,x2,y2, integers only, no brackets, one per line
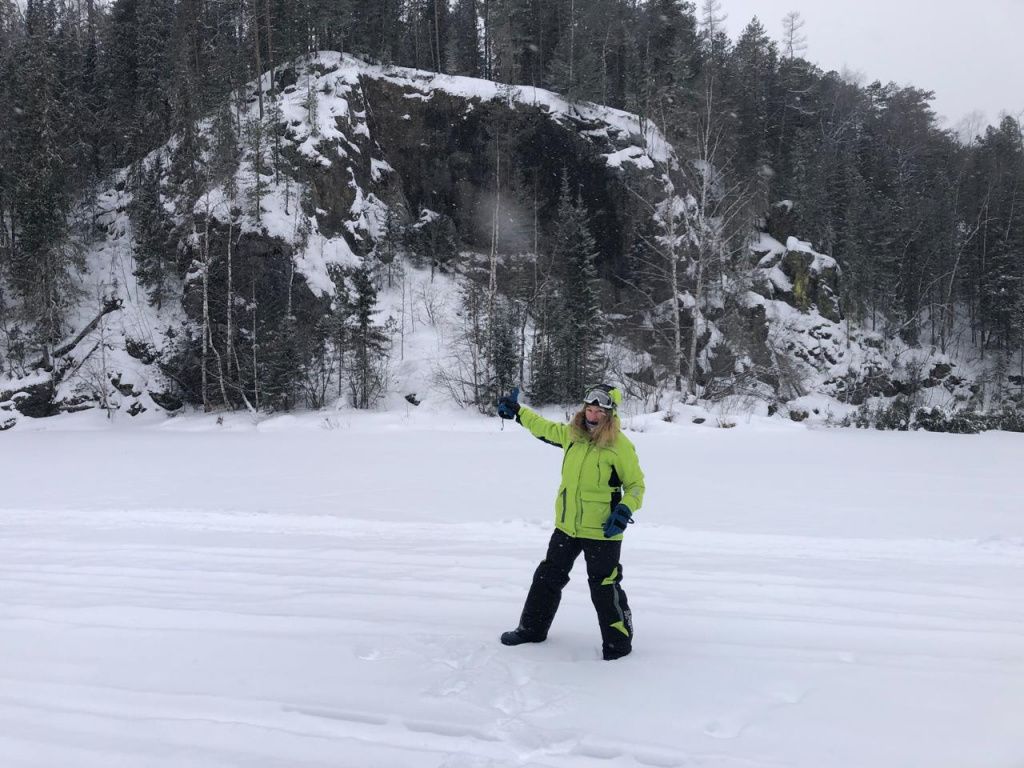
0,53,1001,429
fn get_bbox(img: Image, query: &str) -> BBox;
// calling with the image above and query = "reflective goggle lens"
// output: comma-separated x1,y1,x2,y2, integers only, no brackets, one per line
583,389,613,408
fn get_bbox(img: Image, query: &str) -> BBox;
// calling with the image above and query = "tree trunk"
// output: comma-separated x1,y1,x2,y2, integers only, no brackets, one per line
209,320,231,409
264,0,275,91
251,270,260,409
433,0,443,73
687,257,704,397
225,220,239,389
201,224,211,411
251,0,264,120
482,0,491,80
567,0,575,95
487,116,501,398
669,212,683,393
43,295,122,364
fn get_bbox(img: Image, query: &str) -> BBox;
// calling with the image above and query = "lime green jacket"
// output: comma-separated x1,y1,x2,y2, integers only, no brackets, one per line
517,406,645,540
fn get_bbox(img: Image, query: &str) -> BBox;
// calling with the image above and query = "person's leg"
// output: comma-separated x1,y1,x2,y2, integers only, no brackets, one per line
582,539,633,659
502,530,582,644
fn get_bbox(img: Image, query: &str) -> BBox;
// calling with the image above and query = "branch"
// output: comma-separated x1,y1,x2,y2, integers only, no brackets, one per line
39,295,123,368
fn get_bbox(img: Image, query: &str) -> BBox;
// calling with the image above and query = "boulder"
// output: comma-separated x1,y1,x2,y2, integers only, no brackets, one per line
0,373,55,418
767,200,802,244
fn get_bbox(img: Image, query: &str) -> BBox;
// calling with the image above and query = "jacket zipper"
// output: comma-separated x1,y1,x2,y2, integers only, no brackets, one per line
575,444,593,531
560,488,567,523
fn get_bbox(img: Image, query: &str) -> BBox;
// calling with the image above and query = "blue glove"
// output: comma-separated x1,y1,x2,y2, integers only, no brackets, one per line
497,387,520,419
603,503,634,538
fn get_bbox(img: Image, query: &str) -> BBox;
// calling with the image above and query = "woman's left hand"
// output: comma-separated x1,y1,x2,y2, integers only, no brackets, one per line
497,387,520,419
602,503,634,537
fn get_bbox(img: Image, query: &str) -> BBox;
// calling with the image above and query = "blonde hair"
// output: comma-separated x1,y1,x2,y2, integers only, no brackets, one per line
570,408,620,448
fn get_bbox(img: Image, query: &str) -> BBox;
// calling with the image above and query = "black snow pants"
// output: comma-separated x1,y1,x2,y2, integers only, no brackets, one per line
516,528,633,656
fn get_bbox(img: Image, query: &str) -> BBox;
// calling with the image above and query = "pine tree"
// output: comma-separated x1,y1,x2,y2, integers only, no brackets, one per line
130,155,176,309
9,0,77,350
547,0,603,102
485,294,521,407
244,113,269,223
166,21,204,201
769,12,818,185
634,0,699,154
424,0,450,73
348,263,389,408
266,93,286,184
210,104,241,196
627,186,687,393
100,0,176,163
730,17,777,175
374,207,408,289
350,0,402,63
550,175,602,401
527,266,562,405
0,0,15,304
100,0,142,164
449,0,480,77
489,0,568,87
833,160,872,325
281,0,352,53
971,117,1024,352
136,0,176,152
411,210,458,278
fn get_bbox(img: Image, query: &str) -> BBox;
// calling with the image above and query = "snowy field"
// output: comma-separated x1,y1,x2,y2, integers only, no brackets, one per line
2,410,1023,768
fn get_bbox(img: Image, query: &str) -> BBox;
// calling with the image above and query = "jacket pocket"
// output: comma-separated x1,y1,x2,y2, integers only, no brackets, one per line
579,489,612,532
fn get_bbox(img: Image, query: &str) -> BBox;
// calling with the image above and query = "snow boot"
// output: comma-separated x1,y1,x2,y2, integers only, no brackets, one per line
602,645,632,661
500,628,546,646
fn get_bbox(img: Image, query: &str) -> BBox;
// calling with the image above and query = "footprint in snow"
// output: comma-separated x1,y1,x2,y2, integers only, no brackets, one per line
703,685,810,739
702,718,743,739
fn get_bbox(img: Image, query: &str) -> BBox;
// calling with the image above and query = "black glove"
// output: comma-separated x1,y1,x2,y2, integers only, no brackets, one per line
603,503,634,538
497,387,520,419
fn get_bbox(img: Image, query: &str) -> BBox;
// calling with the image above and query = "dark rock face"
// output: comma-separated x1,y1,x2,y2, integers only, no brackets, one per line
359,76,659,277
0,374,55,418
767,200,802,244
125,337,158,365
776,250,843,323
742,303,772,369
110,375,139,398
150,391,184,412
275,66,299,91
54,393,95,413
925,363,952,386
751,240,843,326
169,226,333,409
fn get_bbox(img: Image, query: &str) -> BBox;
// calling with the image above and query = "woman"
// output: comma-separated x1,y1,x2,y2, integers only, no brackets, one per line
496,384,645,660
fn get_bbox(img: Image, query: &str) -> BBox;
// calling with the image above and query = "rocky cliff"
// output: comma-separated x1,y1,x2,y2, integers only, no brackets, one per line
1,53,971,427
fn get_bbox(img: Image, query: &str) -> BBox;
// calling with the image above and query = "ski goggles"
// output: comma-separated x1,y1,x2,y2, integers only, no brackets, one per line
583,388,615,410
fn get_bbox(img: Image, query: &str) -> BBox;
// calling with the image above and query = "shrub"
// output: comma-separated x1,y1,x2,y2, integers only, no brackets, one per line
913,408,989,434
874,400,912,431
997,409,1024,433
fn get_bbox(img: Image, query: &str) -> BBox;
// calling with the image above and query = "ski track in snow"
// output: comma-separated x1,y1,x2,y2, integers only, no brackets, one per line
1,422,1023,767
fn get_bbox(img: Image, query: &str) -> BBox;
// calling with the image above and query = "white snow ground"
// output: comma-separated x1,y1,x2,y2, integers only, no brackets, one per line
2,411,1023,768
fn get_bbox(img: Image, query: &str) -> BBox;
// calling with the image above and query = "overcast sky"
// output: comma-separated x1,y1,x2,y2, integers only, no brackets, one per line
719,0,1024,131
